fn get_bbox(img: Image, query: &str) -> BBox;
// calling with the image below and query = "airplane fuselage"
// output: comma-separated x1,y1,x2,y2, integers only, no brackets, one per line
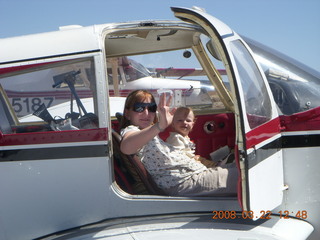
0,6,319,240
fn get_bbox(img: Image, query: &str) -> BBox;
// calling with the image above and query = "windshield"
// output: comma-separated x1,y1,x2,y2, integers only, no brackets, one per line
243,36,320,115
122,57,151,82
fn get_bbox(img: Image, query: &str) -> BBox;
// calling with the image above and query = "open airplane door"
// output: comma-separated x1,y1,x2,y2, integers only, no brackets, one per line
172,7,284,217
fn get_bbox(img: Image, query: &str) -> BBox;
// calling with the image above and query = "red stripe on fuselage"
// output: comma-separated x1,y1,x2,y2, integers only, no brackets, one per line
245,118,281,149
0,128,108,146
280,107,320,132
245,106,320,149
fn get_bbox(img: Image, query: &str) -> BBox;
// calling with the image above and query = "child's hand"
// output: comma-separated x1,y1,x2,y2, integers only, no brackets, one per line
194,155,201,161
196,155,217,168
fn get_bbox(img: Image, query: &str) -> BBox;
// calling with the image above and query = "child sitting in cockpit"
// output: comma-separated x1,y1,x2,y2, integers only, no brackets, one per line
166,106,216,167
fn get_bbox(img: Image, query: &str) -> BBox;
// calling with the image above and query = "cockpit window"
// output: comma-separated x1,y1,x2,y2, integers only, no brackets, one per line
123,58,151,82
107,57,151,85
0,58,99,133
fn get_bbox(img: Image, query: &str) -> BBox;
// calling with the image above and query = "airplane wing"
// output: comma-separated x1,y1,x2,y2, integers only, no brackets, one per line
42,213,314,240
155,68,226,78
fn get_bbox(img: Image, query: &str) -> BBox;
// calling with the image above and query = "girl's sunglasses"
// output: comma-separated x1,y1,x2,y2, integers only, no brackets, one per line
133,102,157,113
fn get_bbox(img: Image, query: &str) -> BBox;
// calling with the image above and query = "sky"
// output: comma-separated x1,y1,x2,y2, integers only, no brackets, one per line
0,0,319,71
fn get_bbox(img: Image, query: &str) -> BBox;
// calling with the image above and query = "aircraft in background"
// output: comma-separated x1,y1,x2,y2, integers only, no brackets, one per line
0,6,319,240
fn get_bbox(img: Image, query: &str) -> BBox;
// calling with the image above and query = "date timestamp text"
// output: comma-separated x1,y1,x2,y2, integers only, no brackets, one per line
212,210,308,220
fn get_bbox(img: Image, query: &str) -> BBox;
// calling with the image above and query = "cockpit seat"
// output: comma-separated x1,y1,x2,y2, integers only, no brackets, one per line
126,153,166,195
112,129,165,195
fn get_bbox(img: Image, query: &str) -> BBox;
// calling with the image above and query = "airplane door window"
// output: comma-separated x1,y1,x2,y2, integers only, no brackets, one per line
230,40,272,129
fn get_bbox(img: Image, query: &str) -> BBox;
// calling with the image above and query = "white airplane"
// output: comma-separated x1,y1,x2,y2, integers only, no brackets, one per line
0,6,319,240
